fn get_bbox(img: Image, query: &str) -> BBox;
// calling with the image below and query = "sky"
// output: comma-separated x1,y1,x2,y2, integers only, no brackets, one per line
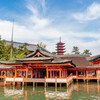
0,0,100,55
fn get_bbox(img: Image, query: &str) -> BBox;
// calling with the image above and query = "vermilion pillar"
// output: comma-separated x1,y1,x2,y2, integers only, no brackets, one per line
62,70,63,78
21,71,23,77
39,69,40,78
53,71,54,78
18,71,20,76
26,67,28,80
4,71,6,77
50,70,52,78
96,69,99,78
31,69,33,78
42,69,43,78
66,70,68,77
76,70,78,77
46,67,48,78
86,69,88,78
59,69,61,78
15,68,17,77
36,69,37,78
11,70,13,76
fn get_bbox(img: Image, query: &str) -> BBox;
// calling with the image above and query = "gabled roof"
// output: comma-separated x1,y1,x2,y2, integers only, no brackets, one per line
25,46,54,58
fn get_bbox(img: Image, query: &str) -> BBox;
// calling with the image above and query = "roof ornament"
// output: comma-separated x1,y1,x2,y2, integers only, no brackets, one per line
59,36,61,42
35,44,40,50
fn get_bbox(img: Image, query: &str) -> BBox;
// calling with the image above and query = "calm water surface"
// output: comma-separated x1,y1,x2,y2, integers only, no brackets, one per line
0,82,100,100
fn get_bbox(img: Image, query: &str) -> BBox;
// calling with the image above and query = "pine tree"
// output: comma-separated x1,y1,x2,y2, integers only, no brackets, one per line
72,46,80,54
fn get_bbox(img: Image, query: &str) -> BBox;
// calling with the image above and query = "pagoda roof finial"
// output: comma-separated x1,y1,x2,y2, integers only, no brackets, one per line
59,36,61,42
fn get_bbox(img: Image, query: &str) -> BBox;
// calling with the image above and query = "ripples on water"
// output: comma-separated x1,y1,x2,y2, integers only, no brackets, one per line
0,82,100,100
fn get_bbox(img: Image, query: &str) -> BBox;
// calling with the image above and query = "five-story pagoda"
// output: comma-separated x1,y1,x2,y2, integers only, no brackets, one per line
56,37,65,55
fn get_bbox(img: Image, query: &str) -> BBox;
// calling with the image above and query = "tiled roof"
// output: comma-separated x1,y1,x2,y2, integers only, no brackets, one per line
59,56,90,68
16,57,54,61
25,48,54,58
1,61,24,65
44,59,71,64
0,65,14,69
56,54,89,57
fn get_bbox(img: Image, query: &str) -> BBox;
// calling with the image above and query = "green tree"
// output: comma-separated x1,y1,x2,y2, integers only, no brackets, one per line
38,42,46,48
0,40,10,60
13,43,29,59
72,46,80,54
0,40,29,61
82,49,92,55
51,52,56,54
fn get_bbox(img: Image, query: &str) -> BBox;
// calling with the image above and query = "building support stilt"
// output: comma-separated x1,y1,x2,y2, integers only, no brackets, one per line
66,83,68,88
13,82,15,86
33,82,35,88
97,79,99,84
36,83,37,87
22,82,24,87
4,81,6,86
44,82,46,88
55,83,57,88
60,83,62,87
87,79,88,83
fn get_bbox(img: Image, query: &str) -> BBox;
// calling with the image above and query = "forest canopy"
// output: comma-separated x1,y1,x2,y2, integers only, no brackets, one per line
0,39,29,61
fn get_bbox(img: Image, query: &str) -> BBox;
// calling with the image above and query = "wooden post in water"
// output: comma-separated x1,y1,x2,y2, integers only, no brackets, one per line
36,83,37,87
60,83,62,87
4,81,6,86
13,82,15,86
55,77,57,88
44,82,46,88
33,82,35,88
55,83,57,88
22,82,24,87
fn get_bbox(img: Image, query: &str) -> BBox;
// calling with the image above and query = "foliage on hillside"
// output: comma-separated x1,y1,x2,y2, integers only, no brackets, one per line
0,40,29,61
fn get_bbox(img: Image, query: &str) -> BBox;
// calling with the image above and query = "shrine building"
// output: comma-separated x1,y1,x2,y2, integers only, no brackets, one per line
0,42,100,87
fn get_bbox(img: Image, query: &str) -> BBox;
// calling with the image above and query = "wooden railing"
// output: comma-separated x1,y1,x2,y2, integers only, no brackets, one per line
5,76,24,82
45,75,73,83
73,75,100,80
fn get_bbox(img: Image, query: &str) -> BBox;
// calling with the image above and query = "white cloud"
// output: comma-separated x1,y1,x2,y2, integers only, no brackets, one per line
27,4,50,29
39,0,46,13
0,1,100,56
0,19,100,56
73,2,100,22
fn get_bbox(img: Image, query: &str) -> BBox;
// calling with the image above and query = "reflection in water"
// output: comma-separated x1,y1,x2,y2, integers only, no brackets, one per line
44,84,75,100
2,82,100,100
4,87,23,96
